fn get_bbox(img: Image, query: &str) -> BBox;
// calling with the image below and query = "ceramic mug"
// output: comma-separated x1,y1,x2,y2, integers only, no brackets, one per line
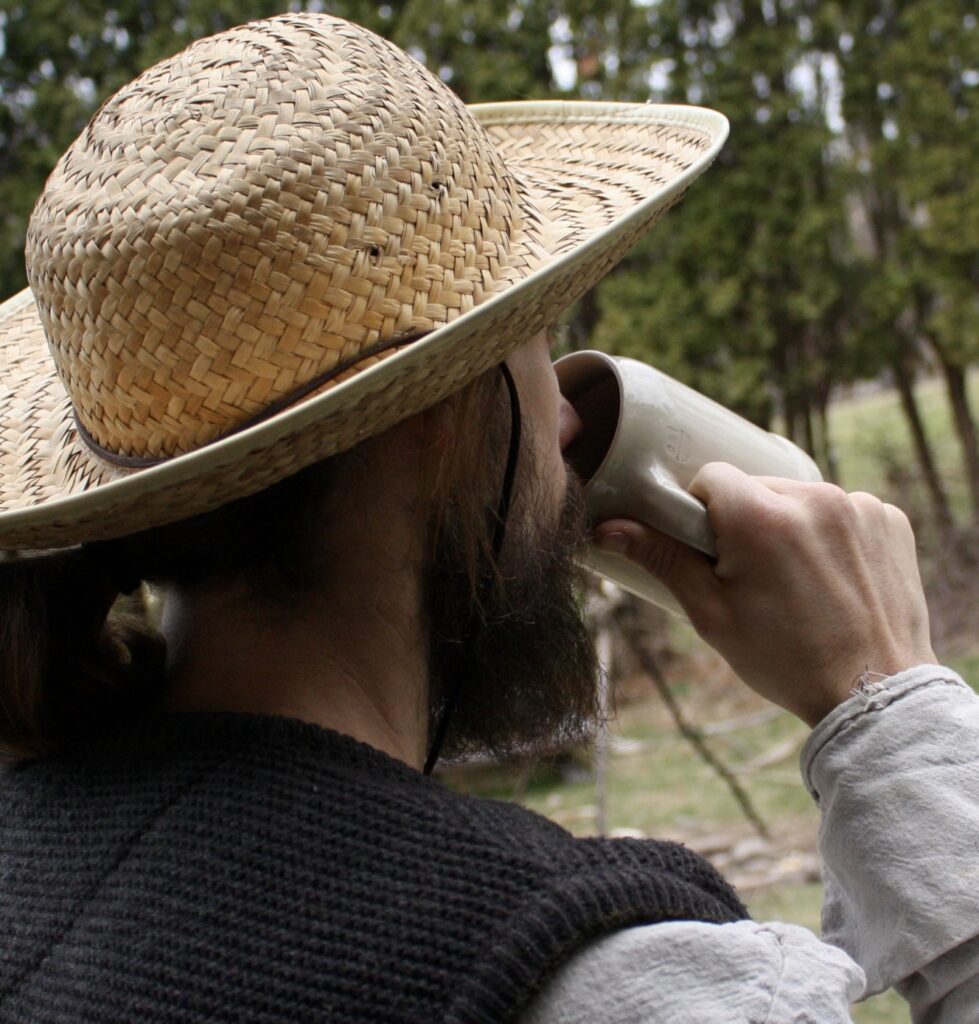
554,350,822,615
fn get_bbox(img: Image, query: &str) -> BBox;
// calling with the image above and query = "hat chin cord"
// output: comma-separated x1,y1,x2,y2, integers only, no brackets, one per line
423,362,522,776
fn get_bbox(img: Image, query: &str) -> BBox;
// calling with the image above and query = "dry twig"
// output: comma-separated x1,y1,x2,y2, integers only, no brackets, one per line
616,613,772,840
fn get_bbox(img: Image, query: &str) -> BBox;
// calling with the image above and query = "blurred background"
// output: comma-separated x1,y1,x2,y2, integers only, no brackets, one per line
2,2,976,1019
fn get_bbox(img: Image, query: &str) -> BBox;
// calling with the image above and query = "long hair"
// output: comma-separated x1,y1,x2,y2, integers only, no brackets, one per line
0,369,506,761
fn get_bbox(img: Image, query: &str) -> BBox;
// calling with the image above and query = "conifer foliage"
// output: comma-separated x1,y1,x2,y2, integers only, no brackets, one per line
0,0,975,520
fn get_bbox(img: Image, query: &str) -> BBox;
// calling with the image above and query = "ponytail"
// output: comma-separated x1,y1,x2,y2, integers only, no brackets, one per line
0,456,338,760
0,369,496,761
0,548,166,760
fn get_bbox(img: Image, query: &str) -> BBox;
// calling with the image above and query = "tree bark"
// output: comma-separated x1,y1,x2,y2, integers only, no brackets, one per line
892,355,955,533
810,381,839,484
910,285,979,523
816,397,840,484
567,287,600,353
781,388,801,447
938,358,979,523
802,395,817,462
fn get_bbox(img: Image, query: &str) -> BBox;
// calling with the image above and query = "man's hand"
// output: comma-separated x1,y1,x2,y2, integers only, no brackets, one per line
593,462,937,727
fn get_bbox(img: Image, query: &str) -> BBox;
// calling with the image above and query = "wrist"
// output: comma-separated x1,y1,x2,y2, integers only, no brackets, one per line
798,657,939,729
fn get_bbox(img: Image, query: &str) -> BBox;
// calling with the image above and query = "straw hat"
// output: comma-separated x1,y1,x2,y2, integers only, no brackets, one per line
0,13,727,551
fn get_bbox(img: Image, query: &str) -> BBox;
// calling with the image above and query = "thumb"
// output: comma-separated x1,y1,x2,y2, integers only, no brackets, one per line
592,518,717,611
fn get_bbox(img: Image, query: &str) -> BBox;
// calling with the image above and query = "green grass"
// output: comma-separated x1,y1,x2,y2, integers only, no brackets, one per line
828,371,979,522
447,679,810,837
948,650,979,689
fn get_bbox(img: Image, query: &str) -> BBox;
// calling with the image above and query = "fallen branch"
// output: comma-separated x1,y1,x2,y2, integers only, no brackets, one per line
701,706,781,736
617,615,771,840
739,736,801,774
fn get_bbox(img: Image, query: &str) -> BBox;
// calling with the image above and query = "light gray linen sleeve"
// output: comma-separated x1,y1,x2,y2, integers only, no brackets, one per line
805,665,979,1019
520,919,864,1023
519,665,979,1023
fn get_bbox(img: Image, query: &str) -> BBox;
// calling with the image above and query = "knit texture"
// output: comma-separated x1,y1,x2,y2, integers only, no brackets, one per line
0,713,747,1023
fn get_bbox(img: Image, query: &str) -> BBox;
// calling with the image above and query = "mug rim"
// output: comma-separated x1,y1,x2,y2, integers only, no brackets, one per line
553,349,626,490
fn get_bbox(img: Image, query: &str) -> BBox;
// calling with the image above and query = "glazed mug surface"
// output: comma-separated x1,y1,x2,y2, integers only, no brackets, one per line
555,350,822,614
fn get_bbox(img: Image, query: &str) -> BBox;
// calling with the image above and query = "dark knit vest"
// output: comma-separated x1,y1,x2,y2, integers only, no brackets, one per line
0,713,747,1024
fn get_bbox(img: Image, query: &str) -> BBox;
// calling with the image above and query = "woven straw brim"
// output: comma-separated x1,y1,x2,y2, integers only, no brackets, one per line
0,102,728,550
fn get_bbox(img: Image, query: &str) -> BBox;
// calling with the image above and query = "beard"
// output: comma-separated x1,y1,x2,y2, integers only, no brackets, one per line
425,467,602,762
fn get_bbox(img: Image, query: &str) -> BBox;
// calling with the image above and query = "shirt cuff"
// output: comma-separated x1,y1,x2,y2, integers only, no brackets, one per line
799,663,972,803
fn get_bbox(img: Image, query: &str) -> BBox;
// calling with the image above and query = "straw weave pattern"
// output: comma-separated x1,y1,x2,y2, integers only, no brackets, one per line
0,13,722,548
26,15,547,460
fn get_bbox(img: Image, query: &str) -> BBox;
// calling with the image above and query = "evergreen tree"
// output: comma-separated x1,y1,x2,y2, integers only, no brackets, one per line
592,0,854,476
833,0,977,527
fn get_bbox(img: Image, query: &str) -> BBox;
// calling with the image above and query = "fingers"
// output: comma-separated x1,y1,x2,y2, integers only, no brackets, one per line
594,464,799,600
687,464,797,576
596,461,925,619
688,462,773,508
592,518,718,612
690,466,906,562
696,466,905,530
596,461,935,725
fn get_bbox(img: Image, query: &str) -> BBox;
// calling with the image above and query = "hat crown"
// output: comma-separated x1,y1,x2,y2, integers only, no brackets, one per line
26,14,539,461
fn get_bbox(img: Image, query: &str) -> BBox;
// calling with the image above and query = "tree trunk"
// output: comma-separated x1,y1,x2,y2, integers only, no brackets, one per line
939,359,979,522
911,285,979,523
892,356,955,533
802,394,817,462
567,288,600,353
814,387,839,484
781,389,800,447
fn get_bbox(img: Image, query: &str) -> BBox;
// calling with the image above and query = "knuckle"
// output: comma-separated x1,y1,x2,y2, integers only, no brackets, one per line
808,482,858,527
818,482,852,509
850,492,895,531
884,503,916,545
848,490,881,510
884,502,911,530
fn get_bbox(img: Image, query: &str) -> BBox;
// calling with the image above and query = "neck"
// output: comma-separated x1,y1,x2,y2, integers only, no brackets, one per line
161,575,430,769
159,429,432,771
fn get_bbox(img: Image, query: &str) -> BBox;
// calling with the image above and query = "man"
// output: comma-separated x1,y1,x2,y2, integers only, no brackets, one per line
0,12,976,1023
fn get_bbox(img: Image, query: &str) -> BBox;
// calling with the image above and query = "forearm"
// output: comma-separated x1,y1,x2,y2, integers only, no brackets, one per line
523,665,979,1024
804,664,979,1014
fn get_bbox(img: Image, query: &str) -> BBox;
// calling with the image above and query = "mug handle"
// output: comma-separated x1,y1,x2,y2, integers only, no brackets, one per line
582,473,713,621
644,465,718,558
580,545,687,617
